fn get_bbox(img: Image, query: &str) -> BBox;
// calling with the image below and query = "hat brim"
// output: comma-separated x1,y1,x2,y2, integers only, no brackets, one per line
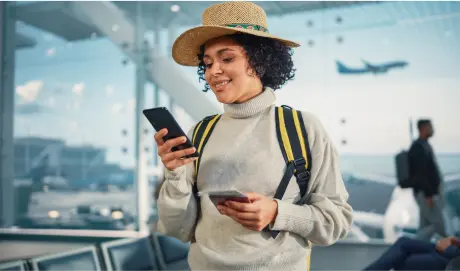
172,25,300,67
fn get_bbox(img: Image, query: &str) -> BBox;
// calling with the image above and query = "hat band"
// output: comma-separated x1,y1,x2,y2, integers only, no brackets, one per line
225,23,269,33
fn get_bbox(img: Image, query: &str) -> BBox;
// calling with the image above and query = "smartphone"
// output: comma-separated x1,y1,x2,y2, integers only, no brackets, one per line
198,189,251,207
142,107,198,158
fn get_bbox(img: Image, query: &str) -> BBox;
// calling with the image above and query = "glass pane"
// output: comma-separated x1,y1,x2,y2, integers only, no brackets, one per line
11,2,138,231
270,1,460,242
3,1,459,247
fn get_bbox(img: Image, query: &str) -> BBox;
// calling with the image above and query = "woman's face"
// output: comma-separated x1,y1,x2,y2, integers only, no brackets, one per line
203,36,263,104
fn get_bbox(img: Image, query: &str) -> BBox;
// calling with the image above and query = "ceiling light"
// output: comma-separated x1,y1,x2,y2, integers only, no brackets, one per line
170,4,180,12
46,47,56,57
336,16,343,24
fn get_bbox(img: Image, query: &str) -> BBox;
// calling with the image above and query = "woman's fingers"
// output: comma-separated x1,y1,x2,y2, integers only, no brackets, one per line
154,130,197,170
162,147,196,162
158,136,186,156
154,129,167,146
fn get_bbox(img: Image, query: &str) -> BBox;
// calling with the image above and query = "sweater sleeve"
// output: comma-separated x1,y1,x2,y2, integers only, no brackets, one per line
270,112,353,246
156,128,198,242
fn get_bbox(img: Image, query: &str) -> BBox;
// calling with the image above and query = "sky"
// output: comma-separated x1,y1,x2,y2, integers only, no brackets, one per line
10,1,460,168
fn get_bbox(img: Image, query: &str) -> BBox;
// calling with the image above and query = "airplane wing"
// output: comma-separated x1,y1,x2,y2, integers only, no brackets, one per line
343,172,396,185
361,59,382,72
445,172,460,182
353,210,385,228
344,171,460,185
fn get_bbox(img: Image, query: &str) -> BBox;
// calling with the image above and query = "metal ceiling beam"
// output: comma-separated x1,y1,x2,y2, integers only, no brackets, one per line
15,32,37,50
113,1,381,31
14,2,104,42
68,1,222,121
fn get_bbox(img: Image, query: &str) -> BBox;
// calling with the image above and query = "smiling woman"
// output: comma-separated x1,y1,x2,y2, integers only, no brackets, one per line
197,33,296,99
155,1,353,270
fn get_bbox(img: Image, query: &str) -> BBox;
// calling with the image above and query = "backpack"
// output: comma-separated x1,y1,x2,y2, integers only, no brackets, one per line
395,149,413,188
191,105,313,269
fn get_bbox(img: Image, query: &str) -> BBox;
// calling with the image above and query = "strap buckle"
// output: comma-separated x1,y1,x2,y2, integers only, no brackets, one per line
293,157,306,168
292,158,310,183
296,171,311,182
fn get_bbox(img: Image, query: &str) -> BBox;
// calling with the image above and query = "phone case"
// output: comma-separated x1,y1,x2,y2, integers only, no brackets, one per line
142,107,198,158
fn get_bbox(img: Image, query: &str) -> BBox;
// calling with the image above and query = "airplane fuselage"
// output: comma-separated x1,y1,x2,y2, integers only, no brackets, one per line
337,60,409,75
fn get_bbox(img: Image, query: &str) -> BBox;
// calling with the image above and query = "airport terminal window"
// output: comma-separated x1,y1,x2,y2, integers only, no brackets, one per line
2,1,459,241
8,3,145,231
268,1,460,242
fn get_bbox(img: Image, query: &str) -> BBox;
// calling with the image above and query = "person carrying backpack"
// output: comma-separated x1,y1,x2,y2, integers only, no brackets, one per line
155,2,353,270
409,119,447,240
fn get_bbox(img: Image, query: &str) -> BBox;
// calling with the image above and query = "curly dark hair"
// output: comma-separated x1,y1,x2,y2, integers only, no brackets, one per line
197,33,296,92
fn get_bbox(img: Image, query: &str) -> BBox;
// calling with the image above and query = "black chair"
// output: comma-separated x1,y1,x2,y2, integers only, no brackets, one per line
29,247,101,271
100,237,160,271
0,261,28,271
445,256,460,270
151,233,190,271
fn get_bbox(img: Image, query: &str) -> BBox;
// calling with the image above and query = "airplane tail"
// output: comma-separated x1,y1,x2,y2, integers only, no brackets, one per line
336,60,350,73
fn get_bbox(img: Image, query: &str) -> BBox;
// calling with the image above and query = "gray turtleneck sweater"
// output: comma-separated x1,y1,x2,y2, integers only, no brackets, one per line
157,88,353,270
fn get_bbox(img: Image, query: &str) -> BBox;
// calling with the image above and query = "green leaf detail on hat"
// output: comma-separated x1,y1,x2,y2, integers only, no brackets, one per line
225,24,269,33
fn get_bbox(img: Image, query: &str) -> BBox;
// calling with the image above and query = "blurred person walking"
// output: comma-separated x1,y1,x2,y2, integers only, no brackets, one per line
409,119,447,240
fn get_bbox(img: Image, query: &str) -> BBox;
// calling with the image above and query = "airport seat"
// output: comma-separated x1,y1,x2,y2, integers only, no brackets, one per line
0,260,28,271
29,246,101,270
100,237,160,271
445,256,460,270
151,233,189,270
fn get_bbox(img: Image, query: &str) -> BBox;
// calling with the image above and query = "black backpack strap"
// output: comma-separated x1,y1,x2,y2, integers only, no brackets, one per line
190,114,221,242
266,105,312,238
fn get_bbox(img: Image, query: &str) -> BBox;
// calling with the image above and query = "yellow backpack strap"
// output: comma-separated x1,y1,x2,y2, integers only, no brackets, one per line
276,105,313,270
191,114,221,178
266,105,312,240
274,105,312,199
190,114,221,233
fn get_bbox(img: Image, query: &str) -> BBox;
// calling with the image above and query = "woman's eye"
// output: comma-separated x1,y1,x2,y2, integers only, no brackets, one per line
223,58,233,63
205,63,212,68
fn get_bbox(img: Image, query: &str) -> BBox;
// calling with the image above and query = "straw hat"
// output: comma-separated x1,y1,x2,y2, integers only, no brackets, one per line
172,1,300,66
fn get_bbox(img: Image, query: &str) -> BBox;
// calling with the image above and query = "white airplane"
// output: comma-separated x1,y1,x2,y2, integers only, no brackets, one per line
343,172,460,243
345,224,372,243
384,173,460,242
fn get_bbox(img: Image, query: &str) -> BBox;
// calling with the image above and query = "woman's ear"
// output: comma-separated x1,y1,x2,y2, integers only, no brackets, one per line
247,67,256,77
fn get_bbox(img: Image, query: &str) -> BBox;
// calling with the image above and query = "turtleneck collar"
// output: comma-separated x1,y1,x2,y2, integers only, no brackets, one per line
223,87,276,119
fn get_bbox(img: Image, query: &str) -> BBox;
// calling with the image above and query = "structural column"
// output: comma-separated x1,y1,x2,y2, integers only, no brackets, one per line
0,2,16,227
152,29,161,168
133,2,149,233
167,24,176,110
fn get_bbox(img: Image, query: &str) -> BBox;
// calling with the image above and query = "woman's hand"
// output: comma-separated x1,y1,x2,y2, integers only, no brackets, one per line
154,128,197,171
217,192,278,231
